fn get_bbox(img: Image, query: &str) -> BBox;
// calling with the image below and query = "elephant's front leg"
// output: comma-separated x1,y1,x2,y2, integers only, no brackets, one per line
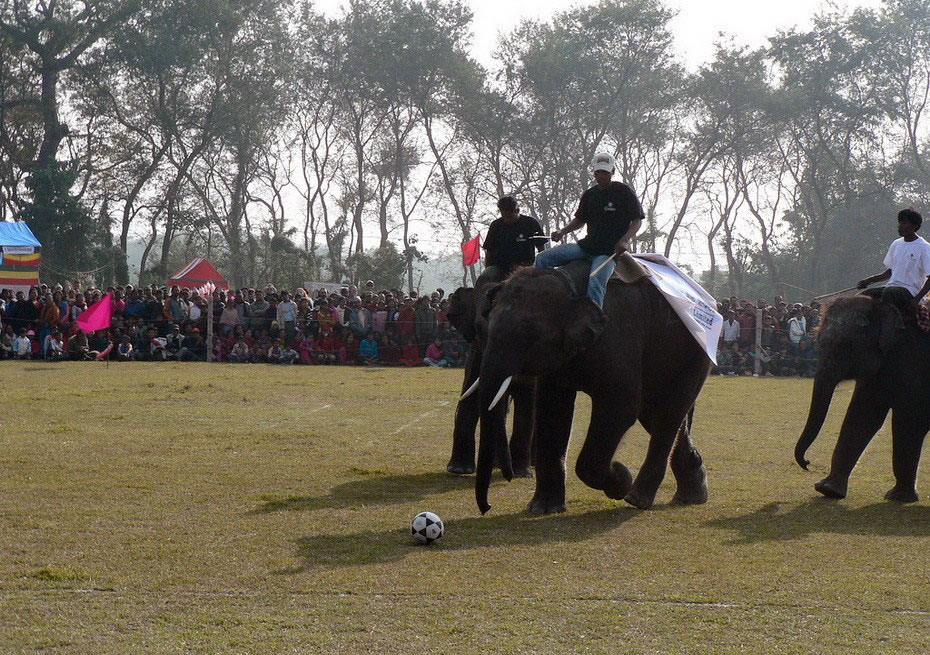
816,377,891,499
884,408,929,503
574,391,638,502
447,347,481,474
528,381,576,514
508,379,537,478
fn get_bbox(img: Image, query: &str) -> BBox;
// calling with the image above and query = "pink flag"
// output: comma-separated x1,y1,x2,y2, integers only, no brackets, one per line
77,292,113,333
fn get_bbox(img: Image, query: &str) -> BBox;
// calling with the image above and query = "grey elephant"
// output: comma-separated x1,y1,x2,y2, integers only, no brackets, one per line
795,294,930,502
473,259,711,514
445,273,536,478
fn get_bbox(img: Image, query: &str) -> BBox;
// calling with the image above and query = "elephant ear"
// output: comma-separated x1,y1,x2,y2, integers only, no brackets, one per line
446,287,477,343
878,301,905,354
563,298,607,356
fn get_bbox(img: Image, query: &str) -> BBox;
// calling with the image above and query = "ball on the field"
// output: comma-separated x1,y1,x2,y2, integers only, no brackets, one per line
410,511,444,545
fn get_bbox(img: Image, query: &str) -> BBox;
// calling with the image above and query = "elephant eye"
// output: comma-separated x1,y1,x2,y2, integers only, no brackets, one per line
856,315,870,327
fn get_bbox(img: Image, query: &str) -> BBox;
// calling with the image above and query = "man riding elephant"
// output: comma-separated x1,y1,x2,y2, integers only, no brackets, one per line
482,195,545,284
535,152,644,308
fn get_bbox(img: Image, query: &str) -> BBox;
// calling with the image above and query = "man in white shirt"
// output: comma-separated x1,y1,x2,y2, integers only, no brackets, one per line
721,309,740,347
787,308,807,351
858,208,930,313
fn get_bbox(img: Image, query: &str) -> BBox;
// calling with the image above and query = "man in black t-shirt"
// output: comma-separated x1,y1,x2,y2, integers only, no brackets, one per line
481,196,545,283
535,152,644,307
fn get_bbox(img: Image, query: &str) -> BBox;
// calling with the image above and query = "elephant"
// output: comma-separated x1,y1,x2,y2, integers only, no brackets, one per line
473,259,712,514
794,293,930,502
445,271,537,478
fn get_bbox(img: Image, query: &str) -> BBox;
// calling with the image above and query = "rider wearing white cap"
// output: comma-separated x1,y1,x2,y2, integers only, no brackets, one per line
535,152,644,308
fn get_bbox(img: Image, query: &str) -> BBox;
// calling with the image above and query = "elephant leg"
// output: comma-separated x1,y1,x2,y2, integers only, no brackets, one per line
447,347,480,474
669,407,708,505
884,408,929,503
508,380,537,478
574,391,639,503
816,377,891,499
633,356,709,509
528,381,576,514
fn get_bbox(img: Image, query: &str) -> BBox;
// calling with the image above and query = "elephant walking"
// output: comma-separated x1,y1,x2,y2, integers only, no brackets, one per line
473,260,711,514
795,294,930,502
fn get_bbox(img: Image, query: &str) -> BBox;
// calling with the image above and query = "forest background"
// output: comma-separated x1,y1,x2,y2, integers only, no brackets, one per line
1,0,929,298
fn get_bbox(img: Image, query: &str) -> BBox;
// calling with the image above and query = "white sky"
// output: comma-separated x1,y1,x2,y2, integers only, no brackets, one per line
315,0,884,70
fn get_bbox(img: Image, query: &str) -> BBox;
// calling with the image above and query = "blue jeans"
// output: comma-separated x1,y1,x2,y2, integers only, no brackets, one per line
535,242,616,307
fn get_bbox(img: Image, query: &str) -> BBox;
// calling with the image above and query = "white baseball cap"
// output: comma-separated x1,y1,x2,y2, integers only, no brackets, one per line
591,152,616,173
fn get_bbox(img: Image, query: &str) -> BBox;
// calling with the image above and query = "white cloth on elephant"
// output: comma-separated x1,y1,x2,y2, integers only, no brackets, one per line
631,254,724,365
884,236,930,297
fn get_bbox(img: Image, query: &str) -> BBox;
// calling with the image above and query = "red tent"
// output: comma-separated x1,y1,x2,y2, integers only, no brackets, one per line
166,258,230,290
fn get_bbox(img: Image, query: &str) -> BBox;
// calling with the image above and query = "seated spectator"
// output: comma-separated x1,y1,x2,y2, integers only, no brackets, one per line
44,330,66,361
339,333,358,365
228,337,252,363
177,328,206,361
1,325,14,359
165,324,184,359
379,332,400,366
291,332,315,365
358,331,380,365
116,334,134,361
400,336,422,367
13,328,33,359
267,338,285,364
424,336,448,367
67,331,98,361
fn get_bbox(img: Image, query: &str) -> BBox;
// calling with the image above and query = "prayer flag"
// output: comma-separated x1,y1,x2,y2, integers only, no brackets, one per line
77,292,113,333
462,234,481,267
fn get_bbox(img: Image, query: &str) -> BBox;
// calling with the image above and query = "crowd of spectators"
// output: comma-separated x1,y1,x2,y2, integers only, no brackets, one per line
0,280,468,367
714,295,822,378
0,281,828,378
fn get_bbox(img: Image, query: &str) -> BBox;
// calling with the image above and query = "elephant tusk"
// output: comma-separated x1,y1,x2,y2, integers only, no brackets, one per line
488,376,513,412
460,377,480,401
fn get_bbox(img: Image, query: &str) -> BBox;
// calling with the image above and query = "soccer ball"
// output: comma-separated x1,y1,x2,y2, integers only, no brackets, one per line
410,511,444,545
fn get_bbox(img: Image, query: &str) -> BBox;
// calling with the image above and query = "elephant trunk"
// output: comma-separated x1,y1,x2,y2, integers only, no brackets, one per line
795,369,841,470
476,365,517,514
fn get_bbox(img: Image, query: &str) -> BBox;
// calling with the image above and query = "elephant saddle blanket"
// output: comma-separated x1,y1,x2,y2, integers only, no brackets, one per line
557,253,724,364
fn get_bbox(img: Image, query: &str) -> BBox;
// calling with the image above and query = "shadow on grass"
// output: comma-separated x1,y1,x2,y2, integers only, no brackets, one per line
252,472,477,514
280,507,637,573
707,500,930,544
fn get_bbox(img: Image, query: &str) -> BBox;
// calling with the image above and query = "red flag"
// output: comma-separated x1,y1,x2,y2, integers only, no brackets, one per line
77,292,113,333
462,234,481,267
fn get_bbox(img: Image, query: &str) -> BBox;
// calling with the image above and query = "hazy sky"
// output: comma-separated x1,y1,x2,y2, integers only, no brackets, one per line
316,0,884,69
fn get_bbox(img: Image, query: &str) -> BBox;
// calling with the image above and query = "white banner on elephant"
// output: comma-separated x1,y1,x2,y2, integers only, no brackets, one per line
631,254,723,365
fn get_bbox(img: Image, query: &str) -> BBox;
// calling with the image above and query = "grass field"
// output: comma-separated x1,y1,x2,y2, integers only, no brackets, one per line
2,362,930,654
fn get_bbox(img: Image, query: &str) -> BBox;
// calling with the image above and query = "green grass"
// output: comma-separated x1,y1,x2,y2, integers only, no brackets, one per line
1,362,929,654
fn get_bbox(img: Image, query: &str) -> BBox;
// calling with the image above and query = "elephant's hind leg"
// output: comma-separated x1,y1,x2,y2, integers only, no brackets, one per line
884,408,928,503
669,407,708,505
633,356,709,509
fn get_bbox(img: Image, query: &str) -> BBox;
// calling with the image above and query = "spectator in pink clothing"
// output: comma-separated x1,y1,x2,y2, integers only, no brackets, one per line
423,337,448,367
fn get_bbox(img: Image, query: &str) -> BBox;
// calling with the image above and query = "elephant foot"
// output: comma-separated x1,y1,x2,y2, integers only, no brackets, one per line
672,465,708,506
512,464,535,479
623,483,658,510
603,461,634,501
884,486,918,503
814,476,847,499
446,461,475,475
527,494,566,515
